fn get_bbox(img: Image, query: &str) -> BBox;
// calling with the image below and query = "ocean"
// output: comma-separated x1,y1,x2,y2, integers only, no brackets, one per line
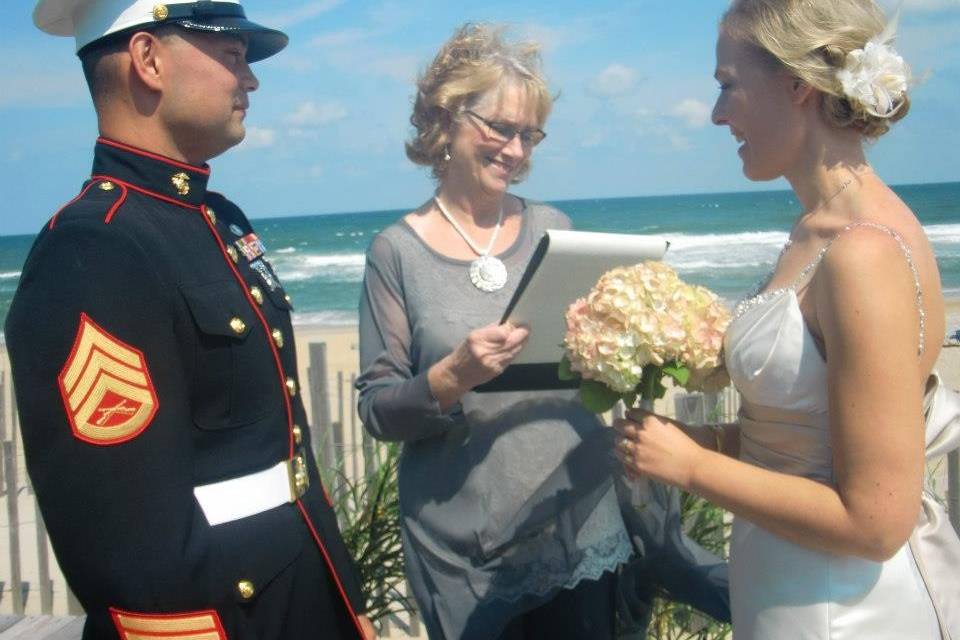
1,181,958,337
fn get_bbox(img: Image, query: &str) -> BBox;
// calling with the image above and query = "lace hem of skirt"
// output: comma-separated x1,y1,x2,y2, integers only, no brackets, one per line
487,528,633,605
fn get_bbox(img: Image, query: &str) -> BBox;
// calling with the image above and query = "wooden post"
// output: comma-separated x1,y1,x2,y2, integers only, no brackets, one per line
3,441,24,614
308,343,335,473
949,450,959,535
35,505,53,614
0,370,7,442
350,373,358,481
335,372,345,471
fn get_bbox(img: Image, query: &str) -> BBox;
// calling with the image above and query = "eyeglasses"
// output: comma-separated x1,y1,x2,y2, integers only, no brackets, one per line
464,110,547,148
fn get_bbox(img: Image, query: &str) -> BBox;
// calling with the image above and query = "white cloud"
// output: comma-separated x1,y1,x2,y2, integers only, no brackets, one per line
672,99,712,128
1,72,88,108
367,55,420,84
286,101,348,127
239,127,276,150
592,64,638,96
264,0,344,29
310,28,373,48
881,0,960,11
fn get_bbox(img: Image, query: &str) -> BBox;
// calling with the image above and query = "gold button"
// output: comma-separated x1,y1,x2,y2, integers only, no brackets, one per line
250,286,264,305
272,328,284,349
226,246,239,263
292,425,303,446
237,579,255,600
285,377,297,397
170,171,190,196
284,294,292,305
98,181,115,191
230,317,246,335
205,207,217,225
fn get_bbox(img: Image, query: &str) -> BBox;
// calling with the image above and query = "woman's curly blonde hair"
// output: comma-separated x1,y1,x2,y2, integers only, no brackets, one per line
406,23,553,182
722,0,909,138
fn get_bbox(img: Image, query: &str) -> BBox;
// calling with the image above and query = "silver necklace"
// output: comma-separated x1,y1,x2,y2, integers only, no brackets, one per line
779,176,855,258
434,195,508,292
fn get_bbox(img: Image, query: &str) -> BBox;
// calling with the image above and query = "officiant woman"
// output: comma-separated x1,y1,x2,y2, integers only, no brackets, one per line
355,23,727,640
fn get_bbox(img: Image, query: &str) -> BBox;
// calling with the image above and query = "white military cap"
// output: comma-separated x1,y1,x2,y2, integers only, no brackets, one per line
33,0,288,62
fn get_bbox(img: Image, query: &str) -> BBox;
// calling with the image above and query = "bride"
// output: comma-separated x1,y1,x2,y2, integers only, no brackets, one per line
615,0,954,637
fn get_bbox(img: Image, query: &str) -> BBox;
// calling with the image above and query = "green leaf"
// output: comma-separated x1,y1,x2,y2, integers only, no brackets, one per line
580,379,622,413
663,361,691,386
558,354,578,381
621,391,637,409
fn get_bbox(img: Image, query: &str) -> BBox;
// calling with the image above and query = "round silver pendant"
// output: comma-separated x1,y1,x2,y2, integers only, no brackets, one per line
469,255,507,292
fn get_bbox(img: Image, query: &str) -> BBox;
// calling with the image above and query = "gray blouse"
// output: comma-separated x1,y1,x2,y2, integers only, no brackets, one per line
356,200,632,639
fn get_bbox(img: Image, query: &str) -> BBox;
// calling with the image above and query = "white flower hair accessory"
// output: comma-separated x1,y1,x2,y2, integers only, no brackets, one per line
836,14,911,119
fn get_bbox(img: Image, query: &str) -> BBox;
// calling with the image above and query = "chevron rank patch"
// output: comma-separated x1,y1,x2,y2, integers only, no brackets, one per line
110,607,226,640
58,313,158,445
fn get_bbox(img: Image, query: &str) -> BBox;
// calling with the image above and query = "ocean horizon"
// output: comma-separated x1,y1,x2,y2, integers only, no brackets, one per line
2,181,959,339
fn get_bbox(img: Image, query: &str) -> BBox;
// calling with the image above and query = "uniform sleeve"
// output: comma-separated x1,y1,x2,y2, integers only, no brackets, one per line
355,234,462,442
5,220,227,612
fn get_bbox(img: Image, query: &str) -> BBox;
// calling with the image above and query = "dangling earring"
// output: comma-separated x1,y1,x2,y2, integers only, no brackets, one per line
443,145,451,162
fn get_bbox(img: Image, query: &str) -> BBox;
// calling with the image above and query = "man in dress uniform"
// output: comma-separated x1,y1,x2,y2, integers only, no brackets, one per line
5,2,375,638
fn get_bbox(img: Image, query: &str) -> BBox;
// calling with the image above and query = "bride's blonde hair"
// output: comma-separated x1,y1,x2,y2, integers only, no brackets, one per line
721,0,910,138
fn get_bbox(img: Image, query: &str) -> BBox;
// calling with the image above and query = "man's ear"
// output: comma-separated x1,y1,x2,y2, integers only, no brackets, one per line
128,31,166,92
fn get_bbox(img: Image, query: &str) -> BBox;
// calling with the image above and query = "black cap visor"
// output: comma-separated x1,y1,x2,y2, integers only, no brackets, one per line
173,17,288,63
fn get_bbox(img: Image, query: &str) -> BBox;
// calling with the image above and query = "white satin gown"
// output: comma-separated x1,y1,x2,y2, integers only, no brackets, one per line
722,223,942,639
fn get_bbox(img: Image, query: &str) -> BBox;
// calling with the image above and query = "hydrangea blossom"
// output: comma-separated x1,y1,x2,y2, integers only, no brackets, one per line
563,262,730,396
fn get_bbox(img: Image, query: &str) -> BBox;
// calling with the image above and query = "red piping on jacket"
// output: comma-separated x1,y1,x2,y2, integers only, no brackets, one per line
48,180,102,230
103,183,129,223
97,137,211,175
90,175,201,211
297,500,367,639
196,204,361,635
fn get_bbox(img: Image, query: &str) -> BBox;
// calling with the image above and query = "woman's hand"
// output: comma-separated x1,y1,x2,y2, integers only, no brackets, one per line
428,322,529,410
613,408,707,491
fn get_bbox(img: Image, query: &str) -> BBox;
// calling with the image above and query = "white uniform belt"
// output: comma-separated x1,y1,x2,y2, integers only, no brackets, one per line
194,457,308,526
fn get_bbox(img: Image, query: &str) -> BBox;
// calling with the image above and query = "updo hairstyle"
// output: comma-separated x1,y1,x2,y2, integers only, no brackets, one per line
722,0,910,138
406,23,553,182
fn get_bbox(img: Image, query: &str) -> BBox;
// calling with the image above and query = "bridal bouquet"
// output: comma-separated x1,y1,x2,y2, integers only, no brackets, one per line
561,261,731,413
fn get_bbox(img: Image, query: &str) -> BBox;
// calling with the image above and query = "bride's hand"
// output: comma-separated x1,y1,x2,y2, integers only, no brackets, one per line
613,408,706,490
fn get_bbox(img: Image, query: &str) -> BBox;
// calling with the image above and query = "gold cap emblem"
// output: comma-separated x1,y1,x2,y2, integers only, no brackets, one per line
170,172,190,196
152,4,169,21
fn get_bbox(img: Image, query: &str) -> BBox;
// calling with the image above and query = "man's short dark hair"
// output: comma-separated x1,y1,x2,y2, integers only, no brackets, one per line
79,26,179,100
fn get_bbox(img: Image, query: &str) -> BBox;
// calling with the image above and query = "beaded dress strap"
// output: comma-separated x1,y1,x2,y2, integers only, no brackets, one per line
792,221,926,356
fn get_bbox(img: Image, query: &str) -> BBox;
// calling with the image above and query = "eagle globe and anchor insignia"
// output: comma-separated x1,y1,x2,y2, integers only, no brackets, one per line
58,314,158,445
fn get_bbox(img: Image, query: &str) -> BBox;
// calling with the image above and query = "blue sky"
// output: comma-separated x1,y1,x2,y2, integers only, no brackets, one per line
1,0,959,236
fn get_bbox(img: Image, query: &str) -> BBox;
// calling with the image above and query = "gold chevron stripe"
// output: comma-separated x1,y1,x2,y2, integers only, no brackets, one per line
114,610,221,637
67,350,148,411
61,318,141,391
123,633,222,640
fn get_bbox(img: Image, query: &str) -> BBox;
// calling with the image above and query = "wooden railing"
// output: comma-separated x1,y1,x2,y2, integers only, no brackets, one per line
1,343,959,638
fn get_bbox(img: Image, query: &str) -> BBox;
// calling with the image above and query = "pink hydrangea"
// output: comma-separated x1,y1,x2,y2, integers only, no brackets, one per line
563,262,731,394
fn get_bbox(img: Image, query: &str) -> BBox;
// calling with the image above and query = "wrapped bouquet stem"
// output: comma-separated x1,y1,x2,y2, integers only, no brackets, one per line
560,261,731,414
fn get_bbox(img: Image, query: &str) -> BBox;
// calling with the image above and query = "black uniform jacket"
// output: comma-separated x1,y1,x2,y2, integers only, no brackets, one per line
5,138,366,639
